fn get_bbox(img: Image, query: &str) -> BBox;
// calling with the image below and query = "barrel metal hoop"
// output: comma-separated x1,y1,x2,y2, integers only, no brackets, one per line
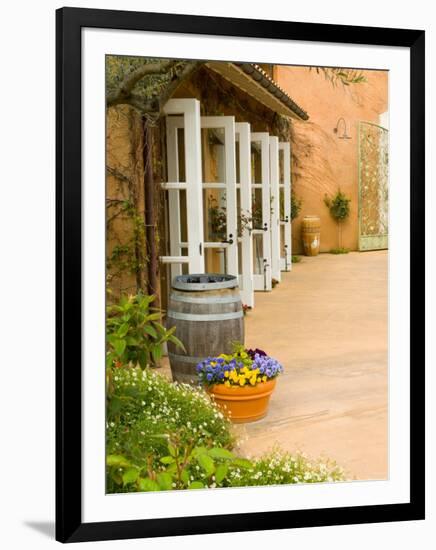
167,310,243,322
170,294,241,305
172,274,238,291
168,352,205,364
172,280,238,291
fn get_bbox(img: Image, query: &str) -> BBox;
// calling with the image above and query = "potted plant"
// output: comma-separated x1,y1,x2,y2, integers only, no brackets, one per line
196,345,283,423
323,189,351,252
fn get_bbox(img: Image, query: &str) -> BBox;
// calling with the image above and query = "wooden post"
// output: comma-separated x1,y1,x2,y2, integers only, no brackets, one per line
143,120,159,302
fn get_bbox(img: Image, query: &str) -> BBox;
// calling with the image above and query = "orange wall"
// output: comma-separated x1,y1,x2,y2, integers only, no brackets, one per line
275,66,388,252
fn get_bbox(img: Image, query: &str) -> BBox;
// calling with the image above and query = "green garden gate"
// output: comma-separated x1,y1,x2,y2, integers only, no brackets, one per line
358,121,389,251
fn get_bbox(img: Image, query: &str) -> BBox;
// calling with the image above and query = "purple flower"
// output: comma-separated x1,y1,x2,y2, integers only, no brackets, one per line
246,348,267,360
196,349,283,387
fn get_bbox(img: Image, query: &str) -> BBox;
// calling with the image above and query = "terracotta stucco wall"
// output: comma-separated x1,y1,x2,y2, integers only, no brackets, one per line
106,105,146,299
275,66,388,252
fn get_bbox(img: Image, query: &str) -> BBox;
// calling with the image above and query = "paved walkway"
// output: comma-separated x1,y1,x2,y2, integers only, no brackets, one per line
234,251,388,480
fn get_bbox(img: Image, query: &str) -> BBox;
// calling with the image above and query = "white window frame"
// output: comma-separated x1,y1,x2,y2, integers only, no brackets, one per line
200,116,238,278
279,141,292,271
236,122,254,307
269,136,281,282
251,132,272,292
160,99,204,277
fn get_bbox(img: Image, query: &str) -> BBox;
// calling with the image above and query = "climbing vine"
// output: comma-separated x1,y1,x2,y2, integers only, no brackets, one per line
106,107,148,300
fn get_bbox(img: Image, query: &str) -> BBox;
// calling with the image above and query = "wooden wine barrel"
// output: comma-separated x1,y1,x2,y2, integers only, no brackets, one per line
301,215,321,256
166,274,244,384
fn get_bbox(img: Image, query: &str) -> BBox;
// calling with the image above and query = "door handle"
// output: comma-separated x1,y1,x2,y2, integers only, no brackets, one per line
221,233,234,245
263,223,268,232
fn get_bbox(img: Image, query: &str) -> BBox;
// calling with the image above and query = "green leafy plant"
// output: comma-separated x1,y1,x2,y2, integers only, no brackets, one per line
329,247,350,255
291,191,303,221
107,438,252,492
225,447,345,487
291,255,302,263
106,293,185,369
106,365,235,492
106,366,345,493
310,67,366,88
208,194,252,239
251,198,263,230
324,189,351,248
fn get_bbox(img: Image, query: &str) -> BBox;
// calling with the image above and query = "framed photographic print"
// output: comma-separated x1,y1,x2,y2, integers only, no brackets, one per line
56,7,425,543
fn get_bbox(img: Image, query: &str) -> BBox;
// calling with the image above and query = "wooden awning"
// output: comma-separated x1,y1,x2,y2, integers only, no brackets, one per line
205,62,309,121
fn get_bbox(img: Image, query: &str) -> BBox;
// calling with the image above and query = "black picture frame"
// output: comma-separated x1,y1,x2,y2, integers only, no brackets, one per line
56,6,425,543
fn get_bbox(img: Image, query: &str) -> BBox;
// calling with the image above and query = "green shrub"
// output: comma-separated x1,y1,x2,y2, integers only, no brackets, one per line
224,448,344,487
329,247,350,255
291,255,301,263
291,191,303,221
323,190,351,222
324,189,351,248
106,293,185,369
106,367,345,493
106,366,235,492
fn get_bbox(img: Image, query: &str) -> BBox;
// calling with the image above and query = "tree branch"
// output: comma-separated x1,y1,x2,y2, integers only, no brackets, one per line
107,59,177,107
106,60,202,118
157,61,202,110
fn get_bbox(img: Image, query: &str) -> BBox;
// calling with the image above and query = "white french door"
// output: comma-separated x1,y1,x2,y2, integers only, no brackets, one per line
200,116,238,278
161,99,204,278
279,142,292,271
250,132,272,292
235,122,254,307
161,102,239,282
269,136,281,283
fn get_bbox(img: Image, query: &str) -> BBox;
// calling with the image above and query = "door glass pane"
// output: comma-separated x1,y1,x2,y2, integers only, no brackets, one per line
205,247,227,274
279,187,285,221
251,188,263,230
252,233,264,275
280,224,286,257
251,141,262,183
235,138,240,185
181,247,189,275
179,189,188,242
177,127,186,183
238,241,243,277
278,148,284,185
237,188,251,238
201,128,225,184
236,189,242,237
203,189,227,242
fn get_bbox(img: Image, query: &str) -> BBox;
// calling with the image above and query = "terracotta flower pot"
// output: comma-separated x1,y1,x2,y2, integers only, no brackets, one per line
208,379,277,423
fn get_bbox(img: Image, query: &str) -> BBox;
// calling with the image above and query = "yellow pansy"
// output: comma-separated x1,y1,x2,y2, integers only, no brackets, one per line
250,375,257,386
224,371,229,378
262,375,267,382
230,371,238,382
239,377,246,386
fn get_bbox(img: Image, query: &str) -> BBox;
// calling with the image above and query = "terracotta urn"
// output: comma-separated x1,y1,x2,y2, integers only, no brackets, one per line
208,379,277,423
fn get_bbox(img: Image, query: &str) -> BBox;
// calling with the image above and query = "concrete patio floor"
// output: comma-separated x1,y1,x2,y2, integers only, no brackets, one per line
161,250,388,481
235,251,388,481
